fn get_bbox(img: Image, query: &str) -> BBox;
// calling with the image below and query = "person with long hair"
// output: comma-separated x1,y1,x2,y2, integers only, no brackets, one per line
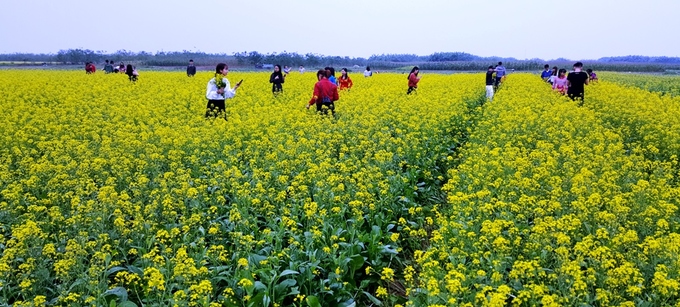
206,63,241,119
552,68,568,95
125,64,137,82
306,69,339,115
269,64,285,94
338,68,353,91
407,66,421,95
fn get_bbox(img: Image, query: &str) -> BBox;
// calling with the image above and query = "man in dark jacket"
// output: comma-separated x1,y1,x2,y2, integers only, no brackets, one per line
187,59,197,77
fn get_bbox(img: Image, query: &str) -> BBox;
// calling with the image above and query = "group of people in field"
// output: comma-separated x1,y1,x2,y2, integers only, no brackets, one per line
485,61,597,105
87,60,139,82
203,61,422,119
541,62,598,105
484,62,509,101
92,58,598,120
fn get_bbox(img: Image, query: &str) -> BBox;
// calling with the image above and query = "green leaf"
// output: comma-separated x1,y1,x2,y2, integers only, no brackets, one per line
381,245,399,255
349,255,364,271
279,269,300,277
119,302,138,307
306,295,321,307
248,292,268,307
363,291,383,306
103,287,128,302
274,278,297,294
338,299,356,307
254,281,268,291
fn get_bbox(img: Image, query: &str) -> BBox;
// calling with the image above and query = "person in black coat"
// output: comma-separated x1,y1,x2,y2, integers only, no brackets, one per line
187,59,197,77
269,64,285,94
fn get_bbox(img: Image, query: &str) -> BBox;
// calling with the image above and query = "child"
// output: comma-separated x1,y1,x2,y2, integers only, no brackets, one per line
586,69,598,83
552,69,568,95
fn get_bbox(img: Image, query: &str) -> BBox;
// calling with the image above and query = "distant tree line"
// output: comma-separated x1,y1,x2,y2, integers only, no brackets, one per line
598,55,680,63
1,49,679,72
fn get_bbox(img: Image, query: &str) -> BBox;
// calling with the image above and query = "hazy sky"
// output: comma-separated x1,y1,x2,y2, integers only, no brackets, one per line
1,0,678,60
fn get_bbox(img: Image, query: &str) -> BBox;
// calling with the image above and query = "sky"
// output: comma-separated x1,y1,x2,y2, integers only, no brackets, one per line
1,0,679,60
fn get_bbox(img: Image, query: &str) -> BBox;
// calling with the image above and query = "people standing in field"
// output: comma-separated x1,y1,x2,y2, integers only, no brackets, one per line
187,59,197,77
307,69,339,115
567,62,589,105
541,64,551,81
548,66,558,85
299,65,305,74
270,64,285,94
587,69,598,83
364,66,372,77
206,63,241,119
119,62,125,74
486,66,495,102
552,69,568,94
338,68,353,91
283,65,291,76
104,60,114,73
407,66,421,95
494,62,506,88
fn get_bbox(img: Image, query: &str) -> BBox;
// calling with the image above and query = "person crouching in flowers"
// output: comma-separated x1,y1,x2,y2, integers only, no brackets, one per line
338,68,353,91
552,68,568,95
206,63,241,119
306,69,339,115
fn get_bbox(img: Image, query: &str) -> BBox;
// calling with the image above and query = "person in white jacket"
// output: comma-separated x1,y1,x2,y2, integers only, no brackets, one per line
206,63,241,119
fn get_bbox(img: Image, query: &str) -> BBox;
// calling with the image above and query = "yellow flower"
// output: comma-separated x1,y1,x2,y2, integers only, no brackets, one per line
381,267,394,281
376,286,388,298
237,257,249,268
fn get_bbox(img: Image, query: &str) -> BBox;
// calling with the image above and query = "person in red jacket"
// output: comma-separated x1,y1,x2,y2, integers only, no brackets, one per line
407,66,420,94
306,69,339,115
338,68,353,91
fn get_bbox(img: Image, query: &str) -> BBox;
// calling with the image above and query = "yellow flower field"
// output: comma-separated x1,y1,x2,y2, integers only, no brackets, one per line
409,75,680,306
0,70,482,306
0,70,678,306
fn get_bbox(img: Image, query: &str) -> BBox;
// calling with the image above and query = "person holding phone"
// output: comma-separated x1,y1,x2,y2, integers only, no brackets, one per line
407,66,421,95
206,63,241,119
270,64,285,95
